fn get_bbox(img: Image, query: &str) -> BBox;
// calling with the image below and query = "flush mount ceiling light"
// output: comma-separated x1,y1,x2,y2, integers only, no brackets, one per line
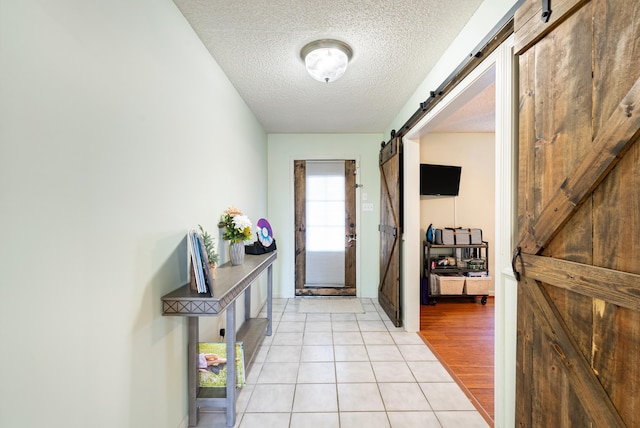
300,39,353,83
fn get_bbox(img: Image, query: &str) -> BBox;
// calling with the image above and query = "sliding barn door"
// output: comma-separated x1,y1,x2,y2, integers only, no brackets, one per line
514,0,640,426
379,137,402,327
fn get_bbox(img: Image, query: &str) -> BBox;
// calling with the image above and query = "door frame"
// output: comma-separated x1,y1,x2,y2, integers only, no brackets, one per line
403,37,517,426
290,155,362,297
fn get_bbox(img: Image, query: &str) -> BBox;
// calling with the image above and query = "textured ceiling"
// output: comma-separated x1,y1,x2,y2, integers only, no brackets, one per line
173,0,486,133
430,82,496,133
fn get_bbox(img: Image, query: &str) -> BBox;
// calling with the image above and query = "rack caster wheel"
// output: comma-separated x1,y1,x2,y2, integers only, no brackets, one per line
481,296,487,305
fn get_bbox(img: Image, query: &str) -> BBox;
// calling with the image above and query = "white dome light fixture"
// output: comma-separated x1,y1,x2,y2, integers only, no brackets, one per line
300,39,353,83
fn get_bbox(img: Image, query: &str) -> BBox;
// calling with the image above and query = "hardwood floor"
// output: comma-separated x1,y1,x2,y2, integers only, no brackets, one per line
419,297,494,426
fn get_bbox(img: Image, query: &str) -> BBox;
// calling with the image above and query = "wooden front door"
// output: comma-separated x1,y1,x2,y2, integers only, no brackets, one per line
514,0,640,426
379,137,402,327
294,160,357,296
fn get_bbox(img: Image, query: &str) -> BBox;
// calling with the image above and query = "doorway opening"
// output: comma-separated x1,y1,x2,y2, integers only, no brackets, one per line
294,159,357,296
418,65,496,423
403,37,517,426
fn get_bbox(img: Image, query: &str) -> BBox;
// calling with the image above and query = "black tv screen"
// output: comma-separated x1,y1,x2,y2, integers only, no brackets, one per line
420,164,462,196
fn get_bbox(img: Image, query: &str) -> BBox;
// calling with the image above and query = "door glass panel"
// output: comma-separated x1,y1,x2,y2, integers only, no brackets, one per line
305,161,345,286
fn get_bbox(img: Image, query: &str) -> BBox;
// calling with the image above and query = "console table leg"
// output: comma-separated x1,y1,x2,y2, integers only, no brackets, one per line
245,284,251,322
225,304,237,427
188,317,199,427
267,265,273,336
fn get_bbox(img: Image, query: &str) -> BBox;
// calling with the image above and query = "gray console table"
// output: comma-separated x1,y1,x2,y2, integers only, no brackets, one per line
162,251,276,427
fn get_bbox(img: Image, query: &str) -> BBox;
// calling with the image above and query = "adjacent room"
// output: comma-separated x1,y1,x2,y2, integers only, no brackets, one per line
416,63,498,422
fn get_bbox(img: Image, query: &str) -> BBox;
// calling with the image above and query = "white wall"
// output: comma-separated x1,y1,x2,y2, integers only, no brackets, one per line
420,133,496,293
267,134,383,298
0,1,267,427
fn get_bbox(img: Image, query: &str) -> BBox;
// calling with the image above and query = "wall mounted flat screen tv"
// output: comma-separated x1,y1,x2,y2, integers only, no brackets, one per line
420,164,462,196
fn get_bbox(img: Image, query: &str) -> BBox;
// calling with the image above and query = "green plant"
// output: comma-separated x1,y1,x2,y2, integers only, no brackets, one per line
198,224,219,265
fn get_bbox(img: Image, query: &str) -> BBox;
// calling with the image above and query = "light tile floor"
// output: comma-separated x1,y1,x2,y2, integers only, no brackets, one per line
196,298,489,428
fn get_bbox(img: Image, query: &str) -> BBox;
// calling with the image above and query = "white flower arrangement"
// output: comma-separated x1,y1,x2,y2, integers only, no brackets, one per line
218,206,253,243
232,215,252,233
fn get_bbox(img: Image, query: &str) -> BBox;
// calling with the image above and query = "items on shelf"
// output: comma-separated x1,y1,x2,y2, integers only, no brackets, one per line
245,217,277,255
422,236,490,305
466,259,486,271
465,276,491,295
188,229,215,296
198,342,246,388
431,273,466,295
428,227,483,245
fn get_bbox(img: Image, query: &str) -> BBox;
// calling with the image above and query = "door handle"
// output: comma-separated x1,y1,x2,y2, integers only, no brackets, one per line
347,223,356,244
512,247,522,281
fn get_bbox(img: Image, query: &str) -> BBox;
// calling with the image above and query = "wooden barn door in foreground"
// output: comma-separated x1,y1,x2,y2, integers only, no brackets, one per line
514,0,640,426
379,137,402,327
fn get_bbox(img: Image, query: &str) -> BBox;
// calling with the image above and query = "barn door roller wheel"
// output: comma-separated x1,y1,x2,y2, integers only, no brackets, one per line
541,0,551,22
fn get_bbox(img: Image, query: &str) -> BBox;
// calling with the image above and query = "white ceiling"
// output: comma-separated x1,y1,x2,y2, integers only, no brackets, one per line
429,83,496,133
173,0,493,134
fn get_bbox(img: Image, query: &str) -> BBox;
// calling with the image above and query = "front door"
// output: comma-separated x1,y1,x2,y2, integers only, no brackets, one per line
294,160,357,296
514,0,640,426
